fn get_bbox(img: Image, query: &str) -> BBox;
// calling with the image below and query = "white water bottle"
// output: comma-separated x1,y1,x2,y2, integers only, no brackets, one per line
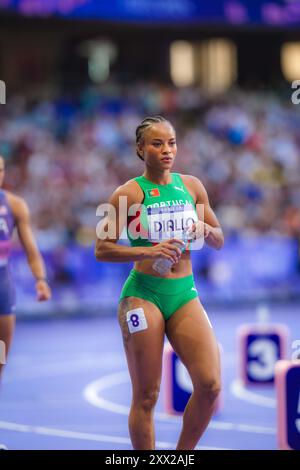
152,230,190,275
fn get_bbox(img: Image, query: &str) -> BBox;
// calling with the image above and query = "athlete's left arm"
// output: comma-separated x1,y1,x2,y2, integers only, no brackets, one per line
8,193,51,301
185,176,224,250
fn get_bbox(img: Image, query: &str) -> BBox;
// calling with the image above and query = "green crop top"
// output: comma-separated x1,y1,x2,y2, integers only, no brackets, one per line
126,173,199,249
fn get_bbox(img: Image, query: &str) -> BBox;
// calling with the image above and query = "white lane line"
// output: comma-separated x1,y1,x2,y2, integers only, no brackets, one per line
0,421,131,446
83,371,276,435
0,421,228,450
4,354,125,383
230,379,276,408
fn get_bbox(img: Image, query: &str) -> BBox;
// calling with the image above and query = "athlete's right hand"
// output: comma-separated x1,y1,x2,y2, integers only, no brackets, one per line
36,279,52,301
147,239,185,264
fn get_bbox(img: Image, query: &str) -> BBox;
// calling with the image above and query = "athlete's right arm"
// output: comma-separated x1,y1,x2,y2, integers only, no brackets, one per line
95,182,183,264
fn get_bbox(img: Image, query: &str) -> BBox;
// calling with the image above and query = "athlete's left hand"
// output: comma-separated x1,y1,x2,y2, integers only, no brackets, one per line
188,221,211,240
36,280,52,301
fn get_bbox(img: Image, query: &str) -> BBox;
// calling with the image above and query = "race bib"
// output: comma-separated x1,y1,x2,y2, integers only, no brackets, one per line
147,204,197,242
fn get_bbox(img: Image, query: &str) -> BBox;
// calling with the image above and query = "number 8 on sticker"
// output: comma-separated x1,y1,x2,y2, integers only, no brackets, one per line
130,314,139,328
126,308,148,334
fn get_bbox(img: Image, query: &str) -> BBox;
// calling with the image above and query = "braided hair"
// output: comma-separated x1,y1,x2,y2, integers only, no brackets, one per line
135,116,173,160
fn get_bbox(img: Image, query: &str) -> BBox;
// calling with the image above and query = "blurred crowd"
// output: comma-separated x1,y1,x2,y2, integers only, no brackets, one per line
1,82,300,248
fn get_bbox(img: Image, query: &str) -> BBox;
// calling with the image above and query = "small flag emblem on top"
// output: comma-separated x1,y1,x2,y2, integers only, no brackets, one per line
147,188,160,197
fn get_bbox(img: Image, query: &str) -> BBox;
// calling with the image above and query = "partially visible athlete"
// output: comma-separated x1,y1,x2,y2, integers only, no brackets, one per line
0,155,51,382
95,116,224,450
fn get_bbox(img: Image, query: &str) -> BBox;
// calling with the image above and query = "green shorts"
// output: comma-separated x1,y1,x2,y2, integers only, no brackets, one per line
119,269,199,321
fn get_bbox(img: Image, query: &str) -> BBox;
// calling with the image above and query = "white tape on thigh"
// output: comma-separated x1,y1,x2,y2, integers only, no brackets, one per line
126,308,148,334
0,340,6,365
203,308,213,329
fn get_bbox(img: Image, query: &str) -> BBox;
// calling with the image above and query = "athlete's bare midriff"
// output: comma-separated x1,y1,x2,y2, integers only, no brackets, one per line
133,251,193,278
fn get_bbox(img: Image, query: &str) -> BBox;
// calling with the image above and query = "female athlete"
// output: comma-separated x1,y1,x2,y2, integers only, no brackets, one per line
95,116,224,450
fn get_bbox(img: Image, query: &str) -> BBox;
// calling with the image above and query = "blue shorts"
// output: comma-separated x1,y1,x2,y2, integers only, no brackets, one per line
0,267,16,315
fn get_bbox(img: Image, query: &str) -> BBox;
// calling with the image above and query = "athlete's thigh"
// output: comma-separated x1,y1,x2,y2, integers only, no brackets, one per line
165,298,220,383
118,297,165,395
0,314,16,353
0,314,16,375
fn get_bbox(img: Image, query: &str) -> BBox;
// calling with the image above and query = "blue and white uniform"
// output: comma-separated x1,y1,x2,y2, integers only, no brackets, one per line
0,190,16,314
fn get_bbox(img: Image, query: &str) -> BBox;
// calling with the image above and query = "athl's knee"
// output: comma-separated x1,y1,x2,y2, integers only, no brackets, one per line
197,376,221,403
134,388,160,412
